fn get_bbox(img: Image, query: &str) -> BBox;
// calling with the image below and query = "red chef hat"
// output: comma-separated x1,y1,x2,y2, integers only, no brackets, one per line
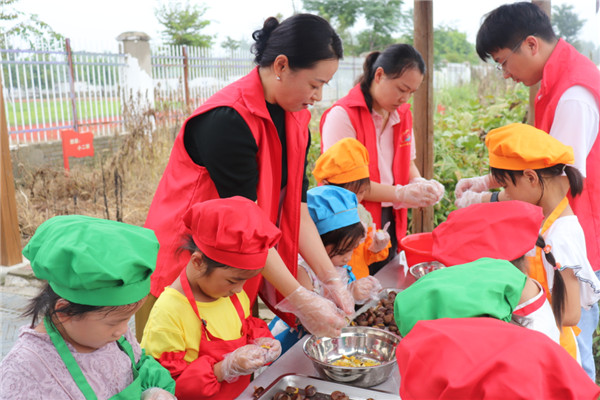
432,200,543,266
396,318,600,400
183,196,281,270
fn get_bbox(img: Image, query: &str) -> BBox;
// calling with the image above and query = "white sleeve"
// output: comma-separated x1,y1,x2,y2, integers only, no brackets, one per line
549,86,600,177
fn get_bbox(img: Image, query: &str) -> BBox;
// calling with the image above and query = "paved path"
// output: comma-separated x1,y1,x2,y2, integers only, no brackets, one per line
0,282,38,359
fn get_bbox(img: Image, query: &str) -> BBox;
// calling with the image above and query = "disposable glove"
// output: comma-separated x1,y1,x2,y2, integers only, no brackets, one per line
141,388,177,400
275,286,347,337
350,276,383,304
368,222,391,254
455,174,498,199
322,275,355,314
220,342,275,383
393,179,443,209
412,177,445,200
253,337,282,363
454,189,491,209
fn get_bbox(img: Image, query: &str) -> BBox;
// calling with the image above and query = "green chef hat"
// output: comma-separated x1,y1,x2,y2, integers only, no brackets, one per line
23,215,158,307
394,258,526,337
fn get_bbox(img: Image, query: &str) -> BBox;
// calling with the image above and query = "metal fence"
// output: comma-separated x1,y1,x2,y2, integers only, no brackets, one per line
1,39,126,146
2,36,489,147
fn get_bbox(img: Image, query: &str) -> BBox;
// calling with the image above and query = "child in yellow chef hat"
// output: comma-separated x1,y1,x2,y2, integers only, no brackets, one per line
485,122,600,363
312,138,391,278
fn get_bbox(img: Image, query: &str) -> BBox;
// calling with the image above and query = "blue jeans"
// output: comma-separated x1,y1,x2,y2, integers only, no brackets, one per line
577,270,600,381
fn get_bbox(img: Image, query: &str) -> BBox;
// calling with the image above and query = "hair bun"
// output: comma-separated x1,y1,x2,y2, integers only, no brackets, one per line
252,17,280,64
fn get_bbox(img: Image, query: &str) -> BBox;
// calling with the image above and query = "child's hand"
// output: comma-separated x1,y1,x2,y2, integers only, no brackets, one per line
350,276,383,304
368,222,391,253
220,344,271,382
455,174,498,198
253,337,282,363
141,388,177,400
454,190,491,209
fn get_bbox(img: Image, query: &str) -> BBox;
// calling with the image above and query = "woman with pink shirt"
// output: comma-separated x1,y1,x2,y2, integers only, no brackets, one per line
320,44,443,273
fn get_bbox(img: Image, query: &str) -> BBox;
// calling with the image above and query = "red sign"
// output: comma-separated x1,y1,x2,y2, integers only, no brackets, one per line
61,130,94,171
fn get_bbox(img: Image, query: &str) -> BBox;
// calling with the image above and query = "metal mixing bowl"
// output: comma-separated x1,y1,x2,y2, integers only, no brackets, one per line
409,260,446,279
302,326,401,387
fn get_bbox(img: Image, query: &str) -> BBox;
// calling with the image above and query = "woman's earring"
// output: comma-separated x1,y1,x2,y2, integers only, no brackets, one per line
276,75,281,81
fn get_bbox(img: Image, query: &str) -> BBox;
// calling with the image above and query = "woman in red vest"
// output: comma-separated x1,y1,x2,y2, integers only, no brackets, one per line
455,2,600,381
320,44,444,274
140,14,351,339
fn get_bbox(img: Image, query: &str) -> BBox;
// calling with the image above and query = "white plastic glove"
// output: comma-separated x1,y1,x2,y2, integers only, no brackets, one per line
220,341,276,383
275,286,347,337
349,276,383,305
321,275,355,314
455,174,498,199
393,179,443,209
454,189,491,209
253,337,282,363
368,222,391,254
141,388,177,400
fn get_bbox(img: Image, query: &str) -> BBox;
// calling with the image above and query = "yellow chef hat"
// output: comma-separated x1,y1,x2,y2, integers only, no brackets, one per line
485,123,574,170
312,138,370,184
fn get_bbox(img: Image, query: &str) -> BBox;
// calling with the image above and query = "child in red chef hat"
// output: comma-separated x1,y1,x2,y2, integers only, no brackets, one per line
429,200,563,343
141,197,282,400
396,317,600,400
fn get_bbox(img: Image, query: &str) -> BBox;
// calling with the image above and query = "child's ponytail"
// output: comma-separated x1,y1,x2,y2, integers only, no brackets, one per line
564,165,583,197
536,235,566,329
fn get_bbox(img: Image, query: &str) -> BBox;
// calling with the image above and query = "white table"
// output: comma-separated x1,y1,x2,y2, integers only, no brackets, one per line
235,252,411,399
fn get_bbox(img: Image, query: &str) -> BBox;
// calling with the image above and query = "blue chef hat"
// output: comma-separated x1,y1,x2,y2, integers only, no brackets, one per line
307,186,361,235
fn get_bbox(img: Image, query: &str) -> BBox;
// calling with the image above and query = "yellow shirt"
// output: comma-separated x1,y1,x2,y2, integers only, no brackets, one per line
141,287,251,363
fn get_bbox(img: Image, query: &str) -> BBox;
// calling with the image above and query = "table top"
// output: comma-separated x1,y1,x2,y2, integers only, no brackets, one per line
235,252,411,399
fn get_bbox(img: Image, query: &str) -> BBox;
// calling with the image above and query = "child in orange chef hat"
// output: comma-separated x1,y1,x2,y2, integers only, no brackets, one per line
486,123,600,363
141,197,282,400
312,138,392,278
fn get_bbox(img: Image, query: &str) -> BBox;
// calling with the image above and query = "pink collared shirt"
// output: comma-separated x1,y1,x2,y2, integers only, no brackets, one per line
321,105,416,206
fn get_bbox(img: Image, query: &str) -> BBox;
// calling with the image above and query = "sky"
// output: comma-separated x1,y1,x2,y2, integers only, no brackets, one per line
11,0,600,51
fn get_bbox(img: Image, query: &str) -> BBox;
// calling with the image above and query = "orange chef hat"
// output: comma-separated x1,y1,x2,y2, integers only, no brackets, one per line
486,123,574,170
183,196,281,270
312,138,370,184
432,200,543,266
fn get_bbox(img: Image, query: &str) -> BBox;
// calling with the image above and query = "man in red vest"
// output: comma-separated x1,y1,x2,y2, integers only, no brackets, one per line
455,2,600,381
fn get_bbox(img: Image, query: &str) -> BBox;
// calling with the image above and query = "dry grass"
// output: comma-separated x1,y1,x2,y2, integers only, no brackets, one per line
14,93,183,247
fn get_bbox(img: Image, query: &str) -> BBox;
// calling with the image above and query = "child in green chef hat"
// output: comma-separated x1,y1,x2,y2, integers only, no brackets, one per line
0,215,176,400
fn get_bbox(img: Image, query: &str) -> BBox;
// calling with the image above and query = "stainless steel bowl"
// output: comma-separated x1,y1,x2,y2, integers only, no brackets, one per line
409,260,446,279
302,326,401,387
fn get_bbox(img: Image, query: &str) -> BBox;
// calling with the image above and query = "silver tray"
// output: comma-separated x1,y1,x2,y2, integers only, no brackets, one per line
254,373,401,399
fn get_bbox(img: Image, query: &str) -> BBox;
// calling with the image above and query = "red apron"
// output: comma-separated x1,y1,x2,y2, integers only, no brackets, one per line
527,197,580,360
178,269,250,400
320,84,412,247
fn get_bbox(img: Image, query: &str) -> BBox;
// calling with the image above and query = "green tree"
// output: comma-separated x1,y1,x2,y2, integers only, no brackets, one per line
433,26,479,68
221,36,240,56
155,1,213,47
0,0,63,48
303,0,407,55
552,4,585,48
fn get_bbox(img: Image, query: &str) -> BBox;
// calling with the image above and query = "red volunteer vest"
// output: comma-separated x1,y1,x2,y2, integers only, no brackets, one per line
319,84,412,247
145,68,310,314
535,39,600,271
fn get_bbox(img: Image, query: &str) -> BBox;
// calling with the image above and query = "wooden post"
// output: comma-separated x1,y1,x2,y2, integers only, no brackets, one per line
528,0,552,125
1,80,23,266
412,0,435,233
